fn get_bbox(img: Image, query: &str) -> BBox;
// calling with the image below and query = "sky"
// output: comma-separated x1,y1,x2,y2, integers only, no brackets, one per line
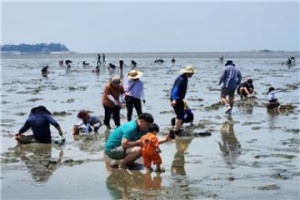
1,0,299,53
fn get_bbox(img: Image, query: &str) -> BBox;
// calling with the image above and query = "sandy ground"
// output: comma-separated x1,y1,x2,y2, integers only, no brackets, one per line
1,53,299,199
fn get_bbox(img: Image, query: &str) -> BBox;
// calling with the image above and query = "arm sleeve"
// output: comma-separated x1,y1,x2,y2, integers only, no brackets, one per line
107,94,118,104
45,114,60,128
219,70,226,85
171,87,179,100
18,120,31,134
237,71,242,85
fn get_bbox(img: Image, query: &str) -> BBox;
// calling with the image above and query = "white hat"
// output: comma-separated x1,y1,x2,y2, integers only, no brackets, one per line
180,65,196,74
127,70,143,79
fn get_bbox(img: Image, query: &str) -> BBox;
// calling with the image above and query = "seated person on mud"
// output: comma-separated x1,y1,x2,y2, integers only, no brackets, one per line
73,110,102,135
237,79,255,100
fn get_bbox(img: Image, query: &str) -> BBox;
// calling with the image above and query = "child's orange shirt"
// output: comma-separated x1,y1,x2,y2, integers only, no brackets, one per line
141,132,159,156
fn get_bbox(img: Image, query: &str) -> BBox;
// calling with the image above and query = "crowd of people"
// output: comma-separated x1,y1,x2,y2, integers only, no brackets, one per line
18,57,289,171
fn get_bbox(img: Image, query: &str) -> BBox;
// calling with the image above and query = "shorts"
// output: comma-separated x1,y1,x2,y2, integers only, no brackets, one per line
221,88,235,98
267,100,280,109
105,146,126,160
172,99,185,120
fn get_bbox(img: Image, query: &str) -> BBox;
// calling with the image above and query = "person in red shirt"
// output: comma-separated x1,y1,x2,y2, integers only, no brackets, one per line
141,123,166,172
102,76,125,129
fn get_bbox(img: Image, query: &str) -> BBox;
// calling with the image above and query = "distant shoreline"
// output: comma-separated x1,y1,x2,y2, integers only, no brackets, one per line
0,43,70,54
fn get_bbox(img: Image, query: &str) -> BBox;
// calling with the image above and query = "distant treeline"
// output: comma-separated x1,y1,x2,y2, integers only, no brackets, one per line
1,43,69,53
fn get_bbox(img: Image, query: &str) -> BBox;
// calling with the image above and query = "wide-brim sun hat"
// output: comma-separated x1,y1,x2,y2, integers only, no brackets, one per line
180,65,196,74
127,70,143,79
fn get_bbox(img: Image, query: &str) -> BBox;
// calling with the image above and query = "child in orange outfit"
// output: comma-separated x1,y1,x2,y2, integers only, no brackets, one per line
141,123,165,172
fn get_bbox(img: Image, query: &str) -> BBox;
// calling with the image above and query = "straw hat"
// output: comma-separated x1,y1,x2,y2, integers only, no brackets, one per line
127,70,143,79
180,65,196,74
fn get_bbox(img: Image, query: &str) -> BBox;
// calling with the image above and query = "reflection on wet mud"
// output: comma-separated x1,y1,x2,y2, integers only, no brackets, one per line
14,143,63,182
237,99,255,115
267,110,280,131
73,133,105,152
171,136,193,176
105,168,162,199
169,136,195,199
219,116,241,166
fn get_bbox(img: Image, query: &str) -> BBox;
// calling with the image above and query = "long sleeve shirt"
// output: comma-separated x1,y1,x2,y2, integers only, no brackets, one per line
18,113,60,143
219,65,242,89
124,79,144,100
268,90,282,101
170,75,188,101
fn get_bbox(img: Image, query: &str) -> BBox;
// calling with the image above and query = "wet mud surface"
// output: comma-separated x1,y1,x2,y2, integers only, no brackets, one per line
1,53,299,199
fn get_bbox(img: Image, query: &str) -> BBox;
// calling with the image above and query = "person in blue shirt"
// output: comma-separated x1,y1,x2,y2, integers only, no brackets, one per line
15,106,64,143
219,60,242,114
170,65,195,137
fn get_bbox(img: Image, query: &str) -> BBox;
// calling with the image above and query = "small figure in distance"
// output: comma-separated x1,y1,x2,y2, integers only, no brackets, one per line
93,65,100,74
41,65,49,77
59,60,64,67
73,110,102,135
82,61,89,67
97,54,102,66
219,55,224,63
171,58,176,63
154,59,164,63
141,123,169,173
102,53,106,64
119,59,124,71
131,60,137,68
237,79,256,100
108,63,116,70
65,60,72,68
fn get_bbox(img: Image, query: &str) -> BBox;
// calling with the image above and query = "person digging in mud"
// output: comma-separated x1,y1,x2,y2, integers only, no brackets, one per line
237,78,255,100
15,106,64,144
73,110,102,135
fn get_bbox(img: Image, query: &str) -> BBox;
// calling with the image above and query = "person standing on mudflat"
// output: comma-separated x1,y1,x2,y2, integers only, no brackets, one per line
218,60,242,114
170,65,195,138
